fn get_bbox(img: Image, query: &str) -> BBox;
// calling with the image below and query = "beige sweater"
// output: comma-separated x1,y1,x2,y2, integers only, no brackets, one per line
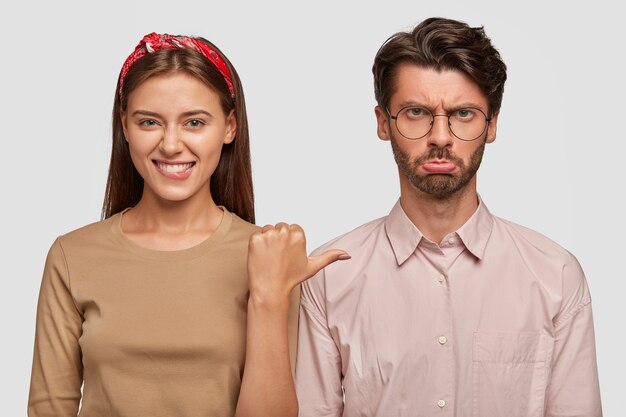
28,208,299,417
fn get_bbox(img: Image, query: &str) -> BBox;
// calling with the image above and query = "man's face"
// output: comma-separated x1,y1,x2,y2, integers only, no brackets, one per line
375,64,498,199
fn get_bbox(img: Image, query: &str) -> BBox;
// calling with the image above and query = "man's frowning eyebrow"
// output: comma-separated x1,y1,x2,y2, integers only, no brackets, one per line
393,101,487,112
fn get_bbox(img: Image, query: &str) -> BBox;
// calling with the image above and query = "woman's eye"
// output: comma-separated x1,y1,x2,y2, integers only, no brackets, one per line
186,119,205,128
139,119,158,127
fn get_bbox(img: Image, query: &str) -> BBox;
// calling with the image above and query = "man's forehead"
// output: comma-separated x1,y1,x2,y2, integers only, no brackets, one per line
390,64,488,109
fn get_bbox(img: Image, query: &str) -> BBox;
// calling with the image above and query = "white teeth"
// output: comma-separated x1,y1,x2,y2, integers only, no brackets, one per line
157,162,194,173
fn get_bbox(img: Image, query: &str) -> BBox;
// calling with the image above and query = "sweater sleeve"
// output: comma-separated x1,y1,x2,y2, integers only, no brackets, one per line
28,238,83,417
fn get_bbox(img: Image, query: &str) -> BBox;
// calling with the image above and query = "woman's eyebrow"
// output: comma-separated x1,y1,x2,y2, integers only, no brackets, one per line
180,110,212,118
130,109,213,118
131,110,162,118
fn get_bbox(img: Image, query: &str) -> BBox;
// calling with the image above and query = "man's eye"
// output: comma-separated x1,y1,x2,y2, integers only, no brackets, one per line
454,109,475,119
404,107,428,118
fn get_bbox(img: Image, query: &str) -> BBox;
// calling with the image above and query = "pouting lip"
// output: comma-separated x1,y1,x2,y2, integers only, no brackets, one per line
422,159,455,164
421,159,457,174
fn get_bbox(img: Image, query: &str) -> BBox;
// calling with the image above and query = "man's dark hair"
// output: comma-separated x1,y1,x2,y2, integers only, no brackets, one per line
373,17,507,116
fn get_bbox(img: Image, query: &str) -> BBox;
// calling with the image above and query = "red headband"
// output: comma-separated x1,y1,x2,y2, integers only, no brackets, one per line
118,32,235,99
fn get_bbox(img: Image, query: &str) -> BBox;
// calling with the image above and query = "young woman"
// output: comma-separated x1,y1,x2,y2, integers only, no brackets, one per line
28,32,348,417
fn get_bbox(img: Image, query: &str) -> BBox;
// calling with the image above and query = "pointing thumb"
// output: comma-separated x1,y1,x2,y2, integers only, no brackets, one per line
307,249,351,277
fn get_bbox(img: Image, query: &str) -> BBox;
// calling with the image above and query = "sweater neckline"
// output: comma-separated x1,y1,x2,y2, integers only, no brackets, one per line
109,206,233,261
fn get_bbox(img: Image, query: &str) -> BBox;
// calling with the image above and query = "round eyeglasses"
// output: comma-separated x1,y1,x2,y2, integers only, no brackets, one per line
387,106,492,141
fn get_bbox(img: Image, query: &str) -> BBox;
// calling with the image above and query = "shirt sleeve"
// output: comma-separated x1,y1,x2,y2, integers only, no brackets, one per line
545,256,602,417
28,238,83,417
295,270,343,417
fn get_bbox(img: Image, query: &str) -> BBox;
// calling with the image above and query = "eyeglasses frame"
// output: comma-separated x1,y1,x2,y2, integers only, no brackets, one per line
386,105,492,141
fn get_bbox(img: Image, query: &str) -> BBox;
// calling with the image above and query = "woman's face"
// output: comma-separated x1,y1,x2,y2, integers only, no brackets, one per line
121,72,235,204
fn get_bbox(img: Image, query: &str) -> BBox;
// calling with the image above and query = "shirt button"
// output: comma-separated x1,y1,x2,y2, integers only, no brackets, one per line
447,238,455,244
437,274,445,282
438,336,448,345
437,399,446,408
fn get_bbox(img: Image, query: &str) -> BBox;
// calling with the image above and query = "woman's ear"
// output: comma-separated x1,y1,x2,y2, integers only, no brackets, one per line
120,112,129,142
224,110,237,144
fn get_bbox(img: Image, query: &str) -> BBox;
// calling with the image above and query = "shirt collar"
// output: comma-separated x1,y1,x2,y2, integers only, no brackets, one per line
384,200,424,266
456,196,494,260
384,196,494,266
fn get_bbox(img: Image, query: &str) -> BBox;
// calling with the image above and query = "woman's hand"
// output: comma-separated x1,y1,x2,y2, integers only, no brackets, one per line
238,223,348,417
247,223,349,309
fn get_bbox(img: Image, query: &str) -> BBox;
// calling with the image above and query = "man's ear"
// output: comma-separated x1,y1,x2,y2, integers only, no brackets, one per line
375,106,392,141
486,111,498,144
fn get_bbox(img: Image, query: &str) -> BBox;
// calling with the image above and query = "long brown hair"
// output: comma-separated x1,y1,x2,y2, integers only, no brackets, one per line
102,36,255,223
373,17,507,117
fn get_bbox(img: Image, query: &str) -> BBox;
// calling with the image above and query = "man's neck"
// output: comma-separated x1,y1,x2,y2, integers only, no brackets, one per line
399,176,479,245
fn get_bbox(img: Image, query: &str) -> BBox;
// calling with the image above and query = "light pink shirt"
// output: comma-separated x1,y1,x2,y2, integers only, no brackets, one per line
296,199,601,417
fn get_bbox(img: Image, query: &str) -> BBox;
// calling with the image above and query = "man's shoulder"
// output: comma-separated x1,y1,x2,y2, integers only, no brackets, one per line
491,214,577,263
491,215,592,323
310,215,387,257
302,215,388,307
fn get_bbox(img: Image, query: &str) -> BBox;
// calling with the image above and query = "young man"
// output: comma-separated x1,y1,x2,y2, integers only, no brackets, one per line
295,17,602,417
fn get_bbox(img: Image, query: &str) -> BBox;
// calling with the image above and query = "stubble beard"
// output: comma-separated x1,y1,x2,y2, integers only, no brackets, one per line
390,136,486,199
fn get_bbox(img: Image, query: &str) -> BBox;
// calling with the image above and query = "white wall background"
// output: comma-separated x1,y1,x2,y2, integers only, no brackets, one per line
1,0,623,415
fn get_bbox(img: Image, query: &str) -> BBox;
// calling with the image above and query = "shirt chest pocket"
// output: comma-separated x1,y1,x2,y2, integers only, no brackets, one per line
472,332,552,417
